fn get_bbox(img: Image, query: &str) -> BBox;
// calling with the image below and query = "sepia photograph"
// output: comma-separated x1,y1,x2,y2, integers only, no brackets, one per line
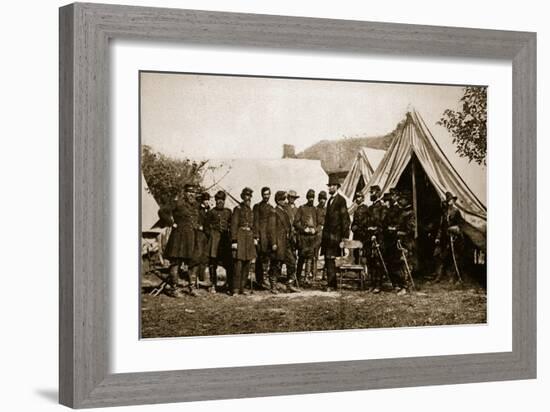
139,71,487,339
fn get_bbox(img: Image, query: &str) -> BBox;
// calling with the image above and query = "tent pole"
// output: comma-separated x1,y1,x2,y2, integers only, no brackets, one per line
411,156,419,239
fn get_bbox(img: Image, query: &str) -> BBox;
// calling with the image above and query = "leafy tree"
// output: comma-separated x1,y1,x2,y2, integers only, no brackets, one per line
438,86,487,165
141,145,207,205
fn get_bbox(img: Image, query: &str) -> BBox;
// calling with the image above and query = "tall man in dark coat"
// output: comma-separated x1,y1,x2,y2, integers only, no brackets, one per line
433,191,464,284
294,189,321,285
205,190,233,293
160,184,200,297
268,191,299,293
231,187,256,295
321,177,350,291
253,187,274,290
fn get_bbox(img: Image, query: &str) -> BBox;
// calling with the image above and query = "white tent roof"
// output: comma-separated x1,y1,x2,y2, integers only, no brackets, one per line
340,147,386,200
362,110,487,248
141,174,160,231
201,158,329,209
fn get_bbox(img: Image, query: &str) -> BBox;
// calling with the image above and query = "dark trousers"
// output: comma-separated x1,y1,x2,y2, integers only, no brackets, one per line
325,258,337,288
255,251,270,286
271,247,297,285
233,260,251,293
209,256,233,290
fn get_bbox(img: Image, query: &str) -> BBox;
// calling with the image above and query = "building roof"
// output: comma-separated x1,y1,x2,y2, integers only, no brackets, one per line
295,120,405,174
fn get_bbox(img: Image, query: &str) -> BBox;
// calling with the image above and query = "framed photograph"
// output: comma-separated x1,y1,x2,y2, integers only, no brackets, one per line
59,2,536,408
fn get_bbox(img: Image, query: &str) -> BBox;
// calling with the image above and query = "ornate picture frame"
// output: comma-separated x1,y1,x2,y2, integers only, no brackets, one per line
59,3,536,408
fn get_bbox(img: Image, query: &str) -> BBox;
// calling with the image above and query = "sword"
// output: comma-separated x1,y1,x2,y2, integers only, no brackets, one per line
372,236,389,280
397,240,415,291
449,234,463,283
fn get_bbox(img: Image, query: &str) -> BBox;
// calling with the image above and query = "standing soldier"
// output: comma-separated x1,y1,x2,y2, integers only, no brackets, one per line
433,191,464,284
396,191,416,294
294,189,321,285
191,192,211,289
205,191,233,293
269,191,299,293
161,184,200,297
253,187,274,290
285,190,300,224
321,177,350,292
382,190,406,292
314,191,328,280
350,191,369,264
365,185,387,293
230,187,256,295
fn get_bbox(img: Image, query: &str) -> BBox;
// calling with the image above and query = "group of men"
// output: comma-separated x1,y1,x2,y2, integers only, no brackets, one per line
157,176,464,298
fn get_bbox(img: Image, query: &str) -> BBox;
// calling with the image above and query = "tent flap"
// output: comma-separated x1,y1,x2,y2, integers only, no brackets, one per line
362,110,487,248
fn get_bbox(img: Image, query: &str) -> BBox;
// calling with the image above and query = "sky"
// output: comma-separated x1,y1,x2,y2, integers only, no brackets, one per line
140,72,486,203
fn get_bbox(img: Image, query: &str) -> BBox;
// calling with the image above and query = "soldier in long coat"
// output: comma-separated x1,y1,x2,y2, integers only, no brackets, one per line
253,187,274,290
230,187,256,295
364,185,387,293
160,184,200,297
321,177,350,291
191,192,210,287
205,190,233,293
433,191,464,284
268,191,299,293
294,189,321,285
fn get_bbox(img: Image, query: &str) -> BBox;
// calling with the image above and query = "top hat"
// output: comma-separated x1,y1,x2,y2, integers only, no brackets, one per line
327,176,341,186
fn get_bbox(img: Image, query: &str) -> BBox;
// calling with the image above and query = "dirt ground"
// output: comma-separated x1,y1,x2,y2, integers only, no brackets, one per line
141,277,487,338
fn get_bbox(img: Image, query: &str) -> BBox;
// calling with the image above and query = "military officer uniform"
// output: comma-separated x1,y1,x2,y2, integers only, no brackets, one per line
160,184,200,297
231,187,256,295
434,191,464,284
383,191,405,290
268,191,299,293
395,192,416,293
351,192,369,264
205,190,233,293
253,189,274,289
313,191,327,279
294,189,321,284
364,185,387,293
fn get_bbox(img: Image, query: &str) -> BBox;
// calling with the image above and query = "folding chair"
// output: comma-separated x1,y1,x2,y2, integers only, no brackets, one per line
335,239,367,291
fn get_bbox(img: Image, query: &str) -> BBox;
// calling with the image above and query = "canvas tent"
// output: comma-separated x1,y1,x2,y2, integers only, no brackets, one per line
361,110,487,250
201,158,329,208
341,147,386,200
142,174,160,231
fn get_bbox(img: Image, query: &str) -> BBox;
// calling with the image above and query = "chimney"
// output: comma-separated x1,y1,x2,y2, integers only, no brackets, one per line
283,144,296,159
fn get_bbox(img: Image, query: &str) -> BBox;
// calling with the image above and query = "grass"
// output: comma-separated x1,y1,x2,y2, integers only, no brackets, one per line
140,278,487,338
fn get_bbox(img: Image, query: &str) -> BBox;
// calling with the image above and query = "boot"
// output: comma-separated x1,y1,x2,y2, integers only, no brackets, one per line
187,266,198,296
208,265,217,293
165,264,183,298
